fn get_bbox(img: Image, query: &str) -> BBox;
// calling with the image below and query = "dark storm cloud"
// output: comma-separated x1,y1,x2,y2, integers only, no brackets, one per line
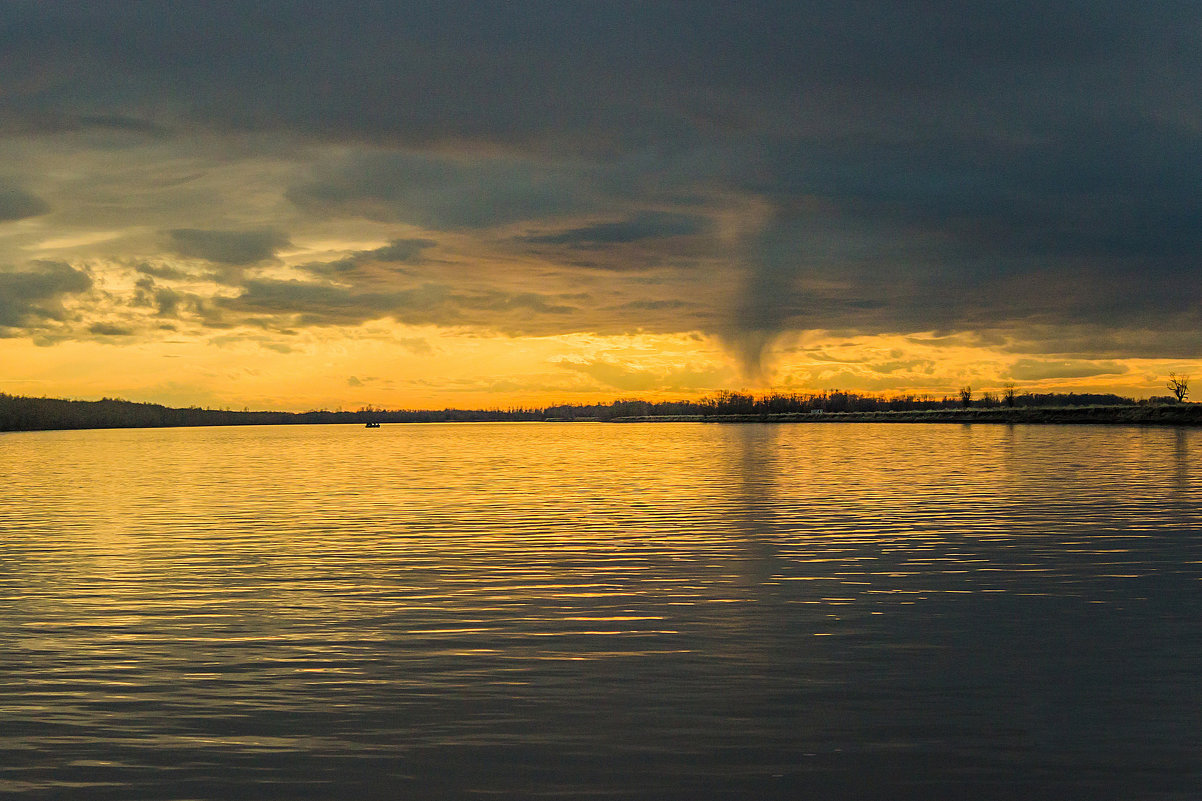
286,152,597,229
0,185,49,221
135,262,193,281
87,322,132,336
165,228,290,265
371,239,438,263
216,279,577,333
523,212,709,247
154,287,182,316
776,117,1202,267
10,1,1194,147
300,239,436,280
5,1,1202,358
0,261,92,332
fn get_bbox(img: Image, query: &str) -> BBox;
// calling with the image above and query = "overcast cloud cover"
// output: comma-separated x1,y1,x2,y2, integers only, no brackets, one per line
1,1,1200,401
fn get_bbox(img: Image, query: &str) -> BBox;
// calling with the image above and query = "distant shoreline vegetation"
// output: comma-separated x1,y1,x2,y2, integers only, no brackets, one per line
2,389,1200,432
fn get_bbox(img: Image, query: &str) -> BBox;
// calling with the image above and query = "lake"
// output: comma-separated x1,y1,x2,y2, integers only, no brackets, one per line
2,422,1200,799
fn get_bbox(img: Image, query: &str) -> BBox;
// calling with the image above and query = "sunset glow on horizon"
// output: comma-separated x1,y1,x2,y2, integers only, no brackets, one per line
3,3,1201,410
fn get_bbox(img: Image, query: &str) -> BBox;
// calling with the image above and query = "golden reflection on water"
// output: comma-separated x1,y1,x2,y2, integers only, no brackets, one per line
2,422,1202,798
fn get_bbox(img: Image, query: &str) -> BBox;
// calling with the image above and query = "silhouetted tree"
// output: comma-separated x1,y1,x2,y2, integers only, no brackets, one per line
959,386,972,408
1167,373,1190,402
1003,383,1017,407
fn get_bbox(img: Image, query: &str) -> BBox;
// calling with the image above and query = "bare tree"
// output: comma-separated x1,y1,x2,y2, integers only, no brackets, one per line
1167,373,1190,402
959,386,972,408
1003,383,1017,407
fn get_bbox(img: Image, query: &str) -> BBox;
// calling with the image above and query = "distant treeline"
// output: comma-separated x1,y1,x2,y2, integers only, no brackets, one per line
580,389,1141,420
0,388,1155,432
0,393,543,432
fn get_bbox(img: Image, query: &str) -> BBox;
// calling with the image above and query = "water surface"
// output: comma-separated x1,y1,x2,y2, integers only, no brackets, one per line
2,423,1200,799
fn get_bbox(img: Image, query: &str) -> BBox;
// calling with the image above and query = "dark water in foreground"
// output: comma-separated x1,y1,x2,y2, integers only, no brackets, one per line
2,422,1200,800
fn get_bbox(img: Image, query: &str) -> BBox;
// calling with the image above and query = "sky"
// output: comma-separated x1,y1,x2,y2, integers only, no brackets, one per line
2,1,1201,410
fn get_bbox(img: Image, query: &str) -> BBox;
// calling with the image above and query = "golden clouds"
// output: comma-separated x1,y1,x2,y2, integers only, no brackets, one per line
6,320,1197,412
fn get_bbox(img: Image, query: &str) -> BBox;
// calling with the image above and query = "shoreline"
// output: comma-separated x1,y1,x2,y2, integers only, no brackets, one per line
4,390,1200,432
609,405,1202,426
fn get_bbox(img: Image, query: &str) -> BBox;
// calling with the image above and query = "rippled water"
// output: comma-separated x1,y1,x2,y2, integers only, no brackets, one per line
2,422,1201,799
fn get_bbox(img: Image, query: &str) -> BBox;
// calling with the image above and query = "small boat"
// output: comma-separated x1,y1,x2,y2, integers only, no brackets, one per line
365,421,381,428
